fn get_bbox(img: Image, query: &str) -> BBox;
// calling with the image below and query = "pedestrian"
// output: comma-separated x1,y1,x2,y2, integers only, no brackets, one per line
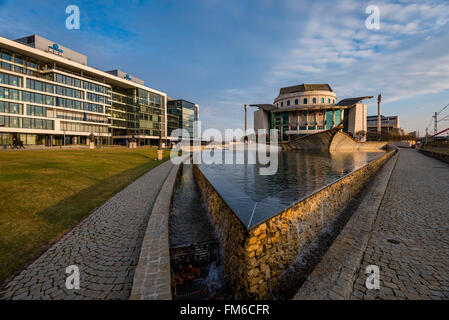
19,140,25,149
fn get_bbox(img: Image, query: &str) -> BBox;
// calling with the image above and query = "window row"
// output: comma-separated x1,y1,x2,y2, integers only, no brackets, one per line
83,81,109,95
0,115,53,130
27,79,83,99
27,105,48,117
60,121,108,134
0,86,20,101
0,101,22,114
87,92,106,104
0,72,22,87
56,110,107,123
278,97,336,107
55,73,82,88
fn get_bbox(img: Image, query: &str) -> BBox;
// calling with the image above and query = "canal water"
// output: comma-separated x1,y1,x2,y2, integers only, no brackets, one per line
197,149,386,229
169,164,233,300
170,149,386,299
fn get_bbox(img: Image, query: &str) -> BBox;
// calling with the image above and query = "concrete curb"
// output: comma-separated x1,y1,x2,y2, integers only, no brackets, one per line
129,163,180,300
293,149,399,300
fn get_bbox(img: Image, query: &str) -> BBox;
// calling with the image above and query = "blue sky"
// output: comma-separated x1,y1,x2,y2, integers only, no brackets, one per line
1,0,449,135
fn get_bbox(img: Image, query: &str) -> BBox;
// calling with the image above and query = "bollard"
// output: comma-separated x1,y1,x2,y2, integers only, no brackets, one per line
158,149,163,161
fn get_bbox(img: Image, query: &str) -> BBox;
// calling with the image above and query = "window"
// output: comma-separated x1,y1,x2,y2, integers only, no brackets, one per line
321,98,324,103
1,51,12,61
303,98,308,104
287,100,290,106
1,62,12,71
281,102,284,107
295,99,298,105
14,55,24,65
313,98,317,104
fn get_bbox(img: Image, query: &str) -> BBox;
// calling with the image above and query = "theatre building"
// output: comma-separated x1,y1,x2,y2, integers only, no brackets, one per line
0,34,169,147
252,84,371,142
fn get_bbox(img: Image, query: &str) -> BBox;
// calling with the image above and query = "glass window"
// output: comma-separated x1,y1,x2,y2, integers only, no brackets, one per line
23,118,30,128
295,99,298,105
10,116,19,128
281,102,284,107
14,55,24,65
23,91,31,102
0,101,3,112
313,98,317,104
1,51,12,61
321,98,324,103
303,98,308,104
46,95,53,105
287,100,290,106
35,94,42,104
1,62,12,71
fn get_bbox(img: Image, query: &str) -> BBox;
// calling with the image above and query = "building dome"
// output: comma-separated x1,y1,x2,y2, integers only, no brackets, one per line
273,84,337,109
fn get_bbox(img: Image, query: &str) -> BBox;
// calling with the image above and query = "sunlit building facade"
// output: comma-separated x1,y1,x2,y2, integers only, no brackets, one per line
0,34,167,147
252,84,371,142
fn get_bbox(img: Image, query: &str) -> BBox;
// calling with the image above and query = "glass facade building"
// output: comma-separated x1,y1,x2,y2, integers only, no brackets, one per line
167,99,199,139
0,34,168,147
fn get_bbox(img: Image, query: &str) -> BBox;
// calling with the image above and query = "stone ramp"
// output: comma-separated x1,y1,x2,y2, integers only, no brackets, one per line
0,160,174,300
293,151,398,300
295,149,449,300
350,149,449,300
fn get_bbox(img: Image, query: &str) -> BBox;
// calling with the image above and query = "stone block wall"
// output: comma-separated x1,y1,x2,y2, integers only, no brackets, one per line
193,150,397,299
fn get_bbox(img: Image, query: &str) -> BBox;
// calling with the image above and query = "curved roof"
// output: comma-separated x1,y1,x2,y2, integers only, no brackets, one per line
279,84,333,95
335,96,373,106
249,104,277,112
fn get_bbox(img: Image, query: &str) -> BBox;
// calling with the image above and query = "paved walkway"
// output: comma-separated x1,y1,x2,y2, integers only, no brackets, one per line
0,160,174,300
351,149,449,300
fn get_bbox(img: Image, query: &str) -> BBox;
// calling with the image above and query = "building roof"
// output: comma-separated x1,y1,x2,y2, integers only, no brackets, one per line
279,84,333,95
334,96,373,106
249,104,277,112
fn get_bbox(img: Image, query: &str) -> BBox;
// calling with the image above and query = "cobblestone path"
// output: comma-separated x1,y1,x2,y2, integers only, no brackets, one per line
351,149,449,300
0,160,174,300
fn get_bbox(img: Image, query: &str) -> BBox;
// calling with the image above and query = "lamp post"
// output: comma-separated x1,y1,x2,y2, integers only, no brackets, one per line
244,104,248,143
377,94,382,135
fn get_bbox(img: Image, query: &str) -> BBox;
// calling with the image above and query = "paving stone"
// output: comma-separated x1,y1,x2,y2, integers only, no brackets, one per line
0,160,174,300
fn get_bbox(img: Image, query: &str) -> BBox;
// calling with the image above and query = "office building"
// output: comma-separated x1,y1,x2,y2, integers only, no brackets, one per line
0,34,168,147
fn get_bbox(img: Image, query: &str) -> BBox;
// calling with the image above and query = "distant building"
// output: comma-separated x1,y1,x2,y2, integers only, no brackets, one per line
367,115,403,135
167,98,199,140
252,83,371,142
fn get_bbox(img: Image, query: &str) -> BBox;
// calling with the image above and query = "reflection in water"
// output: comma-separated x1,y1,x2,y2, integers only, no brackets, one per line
169,165,216,246
197,150,386,229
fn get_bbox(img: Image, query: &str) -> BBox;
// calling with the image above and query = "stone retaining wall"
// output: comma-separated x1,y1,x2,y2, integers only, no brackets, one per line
420,149,449,164
194,149,397,299
130,163,180,300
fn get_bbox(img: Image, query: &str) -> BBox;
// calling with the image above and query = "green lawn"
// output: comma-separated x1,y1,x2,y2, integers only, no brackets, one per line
0,147,169,285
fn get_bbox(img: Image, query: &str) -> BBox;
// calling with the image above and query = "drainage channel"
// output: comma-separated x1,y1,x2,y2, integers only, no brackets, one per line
169,164,233,300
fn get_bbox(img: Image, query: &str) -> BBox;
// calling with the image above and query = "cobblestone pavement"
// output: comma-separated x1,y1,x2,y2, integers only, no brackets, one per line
0,160,174,300
351,149,449,300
